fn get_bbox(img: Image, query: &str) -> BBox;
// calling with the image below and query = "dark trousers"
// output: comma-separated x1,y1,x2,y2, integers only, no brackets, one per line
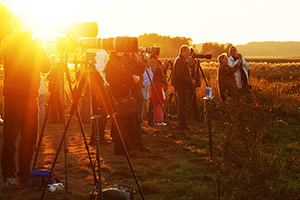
111,112,137,154
49,91,64,122
135,103,144,149
1,96,38,181
147,100,154,126
176,87,189,129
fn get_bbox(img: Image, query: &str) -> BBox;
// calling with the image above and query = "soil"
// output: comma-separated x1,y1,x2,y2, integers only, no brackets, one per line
0,118,209,200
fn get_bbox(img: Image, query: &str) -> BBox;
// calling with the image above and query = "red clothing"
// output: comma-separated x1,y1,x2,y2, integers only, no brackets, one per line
153,103,164,123
151,80,168,105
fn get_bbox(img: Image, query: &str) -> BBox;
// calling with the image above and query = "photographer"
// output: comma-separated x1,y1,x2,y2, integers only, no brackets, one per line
186,48,201,121
228,46,250,90
147,48,169,126
217,53,242,101
47,55,64,123
1,16,51,189
104,52,150,155
173,45,193,131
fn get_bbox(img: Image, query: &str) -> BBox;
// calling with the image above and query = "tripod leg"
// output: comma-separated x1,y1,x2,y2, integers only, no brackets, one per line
66,91,98,185
32,92,53,170
91,70,146,200
40,72,88,200
91,116,104,200
89,71,104,199
64,63,99,186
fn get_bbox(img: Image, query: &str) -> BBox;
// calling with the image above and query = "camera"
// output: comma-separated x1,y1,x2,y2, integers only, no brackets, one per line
192,54,212,59
86,51,96,64
138,46,160,55
77,37,138,53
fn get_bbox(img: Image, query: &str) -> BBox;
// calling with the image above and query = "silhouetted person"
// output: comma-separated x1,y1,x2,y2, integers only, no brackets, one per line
173,45,193,131
47,55,64,123
228,46,250,90
186,48,201,121
1,16,50,189
147,49,169,126
217,53,242,101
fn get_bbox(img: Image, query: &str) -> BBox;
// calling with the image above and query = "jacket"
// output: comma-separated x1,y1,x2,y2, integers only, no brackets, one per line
151,78,168,105
1,32,51,97
172,54,193,89
218,62,240,99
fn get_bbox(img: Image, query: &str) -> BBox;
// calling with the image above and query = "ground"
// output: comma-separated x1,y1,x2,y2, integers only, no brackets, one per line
0,117,215,200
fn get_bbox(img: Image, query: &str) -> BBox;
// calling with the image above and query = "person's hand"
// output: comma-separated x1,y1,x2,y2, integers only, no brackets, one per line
237,53,242,59
192,80,196,85
237,58,242,65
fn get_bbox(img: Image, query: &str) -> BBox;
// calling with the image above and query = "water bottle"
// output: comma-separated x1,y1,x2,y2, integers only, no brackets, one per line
47,183,64,192
206,87,212,98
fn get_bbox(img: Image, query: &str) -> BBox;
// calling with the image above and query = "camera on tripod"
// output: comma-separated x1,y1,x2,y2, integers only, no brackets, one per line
192,54,212,59
138,46,160,55
77,37,138,53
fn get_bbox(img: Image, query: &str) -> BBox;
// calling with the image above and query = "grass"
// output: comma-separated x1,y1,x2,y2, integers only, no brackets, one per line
0,60,300,199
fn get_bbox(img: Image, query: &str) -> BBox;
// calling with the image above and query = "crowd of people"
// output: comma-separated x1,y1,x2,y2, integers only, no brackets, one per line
0,17,250,190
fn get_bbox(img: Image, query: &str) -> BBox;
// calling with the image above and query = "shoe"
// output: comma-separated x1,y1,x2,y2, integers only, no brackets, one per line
100,140,112,145
4,177,19,190
148,122,154,126
90,139,111,146
161,122,167,126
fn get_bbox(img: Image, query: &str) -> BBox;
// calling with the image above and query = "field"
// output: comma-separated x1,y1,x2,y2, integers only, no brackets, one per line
0,59,300,200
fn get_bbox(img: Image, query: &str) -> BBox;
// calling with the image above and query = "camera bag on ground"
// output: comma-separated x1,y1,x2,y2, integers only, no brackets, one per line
29,170,54,188
89,184,136,200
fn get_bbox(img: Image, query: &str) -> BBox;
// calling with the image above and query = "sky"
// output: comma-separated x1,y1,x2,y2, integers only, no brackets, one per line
5,0,300,45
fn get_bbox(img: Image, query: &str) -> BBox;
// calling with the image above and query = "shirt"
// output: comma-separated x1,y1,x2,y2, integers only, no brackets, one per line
228,56,250,89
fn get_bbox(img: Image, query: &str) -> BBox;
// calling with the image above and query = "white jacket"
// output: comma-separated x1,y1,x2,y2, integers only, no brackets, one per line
228,56,250,89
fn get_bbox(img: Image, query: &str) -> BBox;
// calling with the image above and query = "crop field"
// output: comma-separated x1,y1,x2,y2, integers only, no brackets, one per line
0,59,300,200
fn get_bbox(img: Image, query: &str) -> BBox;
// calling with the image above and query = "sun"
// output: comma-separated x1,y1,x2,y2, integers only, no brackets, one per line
7,0,79,34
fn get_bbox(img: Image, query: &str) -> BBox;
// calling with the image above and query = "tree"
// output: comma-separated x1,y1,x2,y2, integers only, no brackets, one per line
138,33,192,58
200,42,233,58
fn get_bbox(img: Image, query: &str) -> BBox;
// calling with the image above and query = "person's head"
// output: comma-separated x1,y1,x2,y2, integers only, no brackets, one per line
179,45,190,59
217,53,228,65
190,47,195,56
229,46,238,58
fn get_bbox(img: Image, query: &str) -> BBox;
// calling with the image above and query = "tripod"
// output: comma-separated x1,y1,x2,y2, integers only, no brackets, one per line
32,51,99,192
40,52,145,200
